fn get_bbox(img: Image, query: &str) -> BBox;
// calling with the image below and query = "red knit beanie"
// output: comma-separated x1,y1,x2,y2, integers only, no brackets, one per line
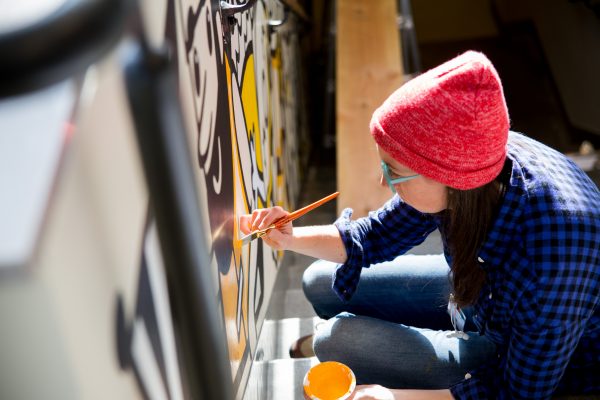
370,51,509,190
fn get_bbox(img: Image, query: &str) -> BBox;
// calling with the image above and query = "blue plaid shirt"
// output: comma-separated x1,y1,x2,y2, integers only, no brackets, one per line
333,132,600,399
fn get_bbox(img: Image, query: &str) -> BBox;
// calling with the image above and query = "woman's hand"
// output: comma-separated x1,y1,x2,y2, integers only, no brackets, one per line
349,385,396,400
349,386,453,400
240,208,347,262
239,206,293,250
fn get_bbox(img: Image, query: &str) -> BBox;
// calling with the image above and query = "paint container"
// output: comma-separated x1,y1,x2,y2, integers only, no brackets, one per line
303,361,356,400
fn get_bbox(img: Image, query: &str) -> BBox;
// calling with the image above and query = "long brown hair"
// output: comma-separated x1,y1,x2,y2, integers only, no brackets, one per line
443,180,504,308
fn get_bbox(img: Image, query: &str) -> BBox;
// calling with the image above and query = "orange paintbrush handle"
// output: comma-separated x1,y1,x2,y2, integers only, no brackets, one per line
273,191,339,228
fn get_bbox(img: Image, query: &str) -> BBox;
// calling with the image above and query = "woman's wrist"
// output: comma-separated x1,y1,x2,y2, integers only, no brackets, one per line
288,225,347,263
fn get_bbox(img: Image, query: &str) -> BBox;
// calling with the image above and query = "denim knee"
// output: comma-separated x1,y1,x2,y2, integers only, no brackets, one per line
313,312,357,362
301,259,338,307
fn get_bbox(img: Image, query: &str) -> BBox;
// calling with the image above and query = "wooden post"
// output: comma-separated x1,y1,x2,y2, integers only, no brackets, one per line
336,0,404,217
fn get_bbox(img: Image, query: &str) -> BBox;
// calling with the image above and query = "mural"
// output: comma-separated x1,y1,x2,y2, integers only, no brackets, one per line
162,0,305,397
117,220,185,400
0,0,305,399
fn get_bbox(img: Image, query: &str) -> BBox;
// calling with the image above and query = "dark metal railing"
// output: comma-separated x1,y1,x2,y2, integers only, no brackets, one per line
0,0,131,97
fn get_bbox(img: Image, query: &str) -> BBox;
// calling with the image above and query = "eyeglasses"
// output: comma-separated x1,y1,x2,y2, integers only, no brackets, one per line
381,160,420,194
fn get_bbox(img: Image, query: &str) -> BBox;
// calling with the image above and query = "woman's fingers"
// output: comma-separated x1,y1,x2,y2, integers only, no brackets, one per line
241,207,293,249
249,209,264,231
262,228,289,250
261,206,288,229
250,207,288,231
239,214,252,234
246,207,290,233
348,385,395,400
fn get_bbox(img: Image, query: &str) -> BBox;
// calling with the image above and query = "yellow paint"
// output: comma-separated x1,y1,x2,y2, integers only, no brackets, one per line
220,257,247,365
241,54,264,174
222,56,250,380
271,43,287,210
304,362,356,400
266,54,274,208
271,45,281,70
226,57,248,268
219,34,291,391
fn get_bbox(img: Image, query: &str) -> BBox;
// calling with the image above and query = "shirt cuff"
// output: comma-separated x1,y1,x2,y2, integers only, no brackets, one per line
332,208,364,301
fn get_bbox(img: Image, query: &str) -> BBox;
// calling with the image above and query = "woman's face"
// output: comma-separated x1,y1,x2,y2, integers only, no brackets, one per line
377,146,448,213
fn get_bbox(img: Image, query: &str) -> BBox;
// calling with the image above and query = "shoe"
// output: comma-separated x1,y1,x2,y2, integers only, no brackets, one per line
289,334,314,358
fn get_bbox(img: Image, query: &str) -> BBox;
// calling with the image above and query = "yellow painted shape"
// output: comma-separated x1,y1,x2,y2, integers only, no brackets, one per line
271,45,282,70
222,56,250,380
220,257,247,370
241,54,264,174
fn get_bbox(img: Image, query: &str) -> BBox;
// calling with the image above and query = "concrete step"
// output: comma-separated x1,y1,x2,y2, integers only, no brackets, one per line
244,358,318,400
244,317,321,399
266,288,317,320
256,317,322,362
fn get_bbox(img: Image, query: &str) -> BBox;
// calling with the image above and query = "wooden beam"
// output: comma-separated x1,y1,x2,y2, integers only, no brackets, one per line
336,0,404,217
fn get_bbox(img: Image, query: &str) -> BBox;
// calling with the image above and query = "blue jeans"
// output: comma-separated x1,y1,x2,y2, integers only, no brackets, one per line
302,255,497,389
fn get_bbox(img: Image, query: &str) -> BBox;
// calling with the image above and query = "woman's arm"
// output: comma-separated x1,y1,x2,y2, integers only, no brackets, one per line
286,225,347,263
239,207,348,263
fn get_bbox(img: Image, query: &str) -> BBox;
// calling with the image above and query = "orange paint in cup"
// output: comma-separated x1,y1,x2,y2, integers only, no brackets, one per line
303,361,356,400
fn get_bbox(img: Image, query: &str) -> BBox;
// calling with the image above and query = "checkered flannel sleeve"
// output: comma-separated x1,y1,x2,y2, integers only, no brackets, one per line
332,195,437,301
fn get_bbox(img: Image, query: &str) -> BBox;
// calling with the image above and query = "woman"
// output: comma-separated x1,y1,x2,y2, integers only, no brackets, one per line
240,51,600,399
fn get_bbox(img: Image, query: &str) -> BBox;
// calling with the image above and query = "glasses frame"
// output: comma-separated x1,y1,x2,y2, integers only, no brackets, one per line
380,160,420,194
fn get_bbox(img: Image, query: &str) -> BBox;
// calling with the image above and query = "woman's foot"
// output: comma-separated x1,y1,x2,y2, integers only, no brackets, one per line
289,334,314,358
